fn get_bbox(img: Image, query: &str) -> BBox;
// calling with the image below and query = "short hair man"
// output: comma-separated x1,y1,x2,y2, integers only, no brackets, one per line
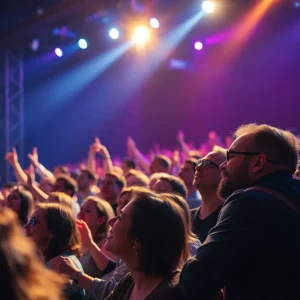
180,124,300,300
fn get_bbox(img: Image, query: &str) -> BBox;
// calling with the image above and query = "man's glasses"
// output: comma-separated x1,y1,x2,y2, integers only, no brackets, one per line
29,217,38,227
226,150,260,162
197,159,220,169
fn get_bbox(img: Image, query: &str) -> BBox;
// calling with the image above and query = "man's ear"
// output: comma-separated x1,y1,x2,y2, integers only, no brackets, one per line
252,154,267,173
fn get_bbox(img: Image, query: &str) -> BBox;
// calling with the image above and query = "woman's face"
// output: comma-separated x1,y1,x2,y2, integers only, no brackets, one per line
78,200,105,235
6,190,21,213
24,208,53,251
117,193,132,215
105,201,135,259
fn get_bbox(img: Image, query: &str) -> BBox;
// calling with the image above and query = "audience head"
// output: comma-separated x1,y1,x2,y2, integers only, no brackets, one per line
47,192,72,209
39,177,55,195
150,155,171,174
77,169,97,191
53,165,70,177
125,169,150,187
178,158,198,188
7,187,34,226
117,186,149,214
1,182,16,200
121,158,136,175
53,174,78,197
218,123,299,199
193,146,226,192
149,172,165,190
24,203,81,262
0,207,65,300
105,190,189,276
78,196,115,241
153,174,188,199
100,172,126,204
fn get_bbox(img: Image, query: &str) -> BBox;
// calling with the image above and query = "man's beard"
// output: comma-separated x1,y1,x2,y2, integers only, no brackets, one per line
217,161,251,200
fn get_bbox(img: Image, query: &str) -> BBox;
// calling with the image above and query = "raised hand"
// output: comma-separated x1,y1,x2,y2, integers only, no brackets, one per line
48,256,79,277
172,150,180,164
127,137,136,150
177,130,185,143
5,148,18,166
28,147,39,167
25,170,34,187
76,219,93,249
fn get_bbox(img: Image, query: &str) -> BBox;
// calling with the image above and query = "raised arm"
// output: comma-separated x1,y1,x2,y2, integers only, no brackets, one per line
127,137,150,174
77,219,112,271
28,147,55,180
5,148,28,185
177,130,191,157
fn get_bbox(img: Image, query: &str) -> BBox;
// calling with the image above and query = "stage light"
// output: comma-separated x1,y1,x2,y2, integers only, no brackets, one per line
202,1,215,13
149,18,160,29
31,38,40,51
133,26,150,46
194,41,203,50
55,48,63,57
78,39,88,49
109,28,120,40
295,1,300,8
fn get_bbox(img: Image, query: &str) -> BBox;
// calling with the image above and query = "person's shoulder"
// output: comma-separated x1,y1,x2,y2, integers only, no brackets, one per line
153,272,184,300
225,188,263,204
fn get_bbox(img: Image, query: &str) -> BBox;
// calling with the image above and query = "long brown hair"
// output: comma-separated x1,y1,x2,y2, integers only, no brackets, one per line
129,190,189,276
0,207,66,300
83,196,115,242
9,187,34,226
37,203,81,261
161,193,199,247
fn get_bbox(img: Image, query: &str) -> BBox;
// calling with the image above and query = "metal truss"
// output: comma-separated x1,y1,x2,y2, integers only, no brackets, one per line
4,50,24,181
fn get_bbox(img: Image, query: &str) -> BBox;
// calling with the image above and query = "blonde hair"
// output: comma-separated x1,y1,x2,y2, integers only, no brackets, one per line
83,196,115,241
47,192,72,208
0,207,65,300
234,123,299,172
126,169,150,187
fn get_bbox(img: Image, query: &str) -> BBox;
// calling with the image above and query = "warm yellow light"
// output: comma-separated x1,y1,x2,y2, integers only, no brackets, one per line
202,1,215,13
132,26,150,46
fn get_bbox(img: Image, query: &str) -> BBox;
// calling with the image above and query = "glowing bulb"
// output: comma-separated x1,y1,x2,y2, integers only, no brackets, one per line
55,48,63,57
202,1,215,13
78,39,88,49
149,18,159,29
133,26,150,46
109,28,120,40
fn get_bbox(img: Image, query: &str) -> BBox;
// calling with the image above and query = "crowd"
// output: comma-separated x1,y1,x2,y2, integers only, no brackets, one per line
1,124,300,300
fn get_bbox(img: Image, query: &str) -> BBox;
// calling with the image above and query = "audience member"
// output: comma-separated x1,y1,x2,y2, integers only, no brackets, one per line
180,124,300,300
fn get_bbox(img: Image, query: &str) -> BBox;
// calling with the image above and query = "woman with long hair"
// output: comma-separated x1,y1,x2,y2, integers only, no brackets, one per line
7,186,34,226
0,206,65,300
24,202,85,300
78,196,116,277
104,189,188,299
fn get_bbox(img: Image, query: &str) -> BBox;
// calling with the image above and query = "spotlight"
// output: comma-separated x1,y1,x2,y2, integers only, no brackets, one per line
133,26,150,46
55,48,63,57
31,38,40,51
109,28,120,40
149,18,160,29
202,1,215,13
294,1,300,8
194,41,203,50
78,39,88,49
